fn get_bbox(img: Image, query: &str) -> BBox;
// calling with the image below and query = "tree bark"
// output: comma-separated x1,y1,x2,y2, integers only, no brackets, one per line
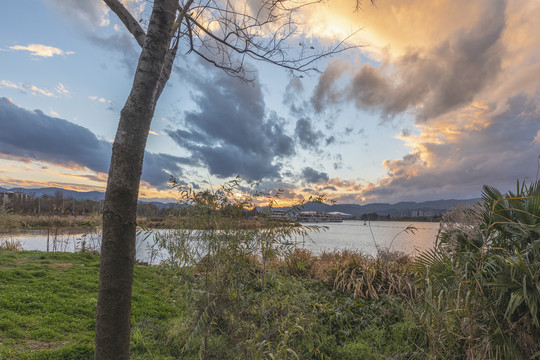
94,1,177,359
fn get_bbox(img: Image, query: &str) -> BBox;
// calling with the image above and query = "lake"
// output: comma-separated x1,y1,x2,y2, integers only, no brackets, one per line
7,220,440,262
296,220,440,256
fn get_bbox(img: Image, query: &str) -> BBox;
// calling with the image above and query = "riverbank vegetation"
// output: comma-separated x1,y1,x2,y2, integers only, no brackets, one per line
1,179,539,359
0,213,101,231
0,212,292,232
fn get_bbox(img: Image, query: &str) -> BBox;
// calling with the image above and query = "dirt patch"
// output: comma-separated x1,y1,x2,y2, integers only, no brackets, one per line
22,339,71,350
50,262,73,268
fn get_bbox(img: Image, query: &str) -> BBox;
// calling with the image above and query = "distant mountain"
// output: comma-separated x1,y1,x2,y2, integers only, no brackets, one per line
1,186,479,215
139,201,180,210
0,186,105,201
277,198,480,218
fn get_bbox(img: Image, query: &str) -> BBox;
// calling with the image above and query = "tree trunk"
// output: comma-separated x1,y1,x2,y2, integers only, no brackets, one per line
94,1,177,359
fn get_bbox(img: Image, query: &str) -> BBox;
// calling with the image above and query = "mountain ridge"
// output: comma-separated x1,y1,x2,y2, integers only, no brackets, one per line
1,186,479,216
277,198,480,217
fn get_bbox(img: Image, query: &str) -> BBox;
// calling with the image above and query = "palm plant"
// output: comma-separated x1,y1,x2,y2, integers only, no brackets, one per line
414,179,540,359
481,180,540,251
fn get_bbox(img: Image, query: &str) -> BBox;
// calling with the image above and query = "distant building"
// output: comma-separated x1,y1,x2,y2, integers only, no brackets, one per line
269,209,290,220
327,211,353,219
0,191,30,210
296,211,344,223
402,209,442,217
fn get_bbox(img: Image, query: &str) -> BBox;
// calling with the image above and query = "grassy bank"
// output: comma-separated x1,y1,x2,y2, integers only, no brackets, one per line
0,249,425,359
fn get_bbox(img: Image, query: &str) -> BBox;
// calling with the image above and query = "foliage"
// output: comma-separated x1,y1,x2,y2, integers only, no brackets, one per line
137,260,424,360
13,177,540,359
0,238,22,251
153,177,308,358
413,179,540,359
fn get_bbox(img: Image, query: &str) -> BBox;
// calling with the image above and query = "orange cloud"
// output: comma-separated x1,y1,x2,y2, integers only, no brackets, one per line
299,0,487,58
0,177,105,192
9,44,75,57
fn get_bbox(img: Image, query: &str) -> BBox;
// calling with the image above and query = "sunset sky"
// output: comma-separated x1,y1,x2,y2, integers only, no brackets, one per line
1,0,539,204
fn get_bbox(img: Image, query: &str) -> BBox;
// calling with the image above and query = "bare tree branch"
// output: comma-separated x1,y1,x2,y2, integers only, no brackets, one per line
155,0,196,99
106,0,362,82
184,9,360,76
103,0,147,47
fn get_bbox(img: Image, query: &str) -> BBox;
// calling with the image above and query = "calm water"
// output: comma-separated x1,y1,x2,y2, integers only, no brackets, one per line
295,220,440,256
9,220,440,262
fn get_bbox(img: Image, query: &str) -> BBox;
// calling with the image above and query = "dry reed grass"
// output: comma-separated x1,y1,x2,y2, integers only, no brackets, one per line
277,248,417,300
0,238,23,251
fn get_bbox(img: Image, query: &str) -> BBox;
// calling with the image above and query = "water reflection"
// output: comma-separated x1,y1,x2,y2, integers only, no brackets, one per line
11,220,440,262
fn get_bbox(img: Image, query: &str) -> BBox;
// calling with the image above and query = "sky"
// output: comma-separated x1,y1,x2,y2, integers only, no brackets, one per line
0,0,539,205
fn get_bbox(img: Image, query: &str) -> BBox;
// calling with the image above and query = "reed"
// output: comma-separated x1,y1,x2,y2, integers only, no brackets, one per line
278,248,417,301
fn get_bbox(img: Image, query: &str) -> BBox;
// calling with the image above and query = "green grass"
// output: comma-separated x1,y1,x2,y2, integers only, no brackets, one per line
0,250,184,359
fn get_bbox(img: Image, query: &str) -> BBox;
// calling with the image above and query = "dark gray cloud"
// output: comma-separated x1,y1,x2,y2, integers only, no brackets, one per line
312,0,507,122
415,0,506,120
141,152,191,189
46,0,109,28
166,68,295,180
362,93,540,202
301,167,329,184
325,136,336,146
87,32,139,73
283,77,309,116
333,154,343,170
285,77,304,94
311,60,345,113
0,98,111,173
295,117,323,150
0,98,187,188
400,128,411,137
